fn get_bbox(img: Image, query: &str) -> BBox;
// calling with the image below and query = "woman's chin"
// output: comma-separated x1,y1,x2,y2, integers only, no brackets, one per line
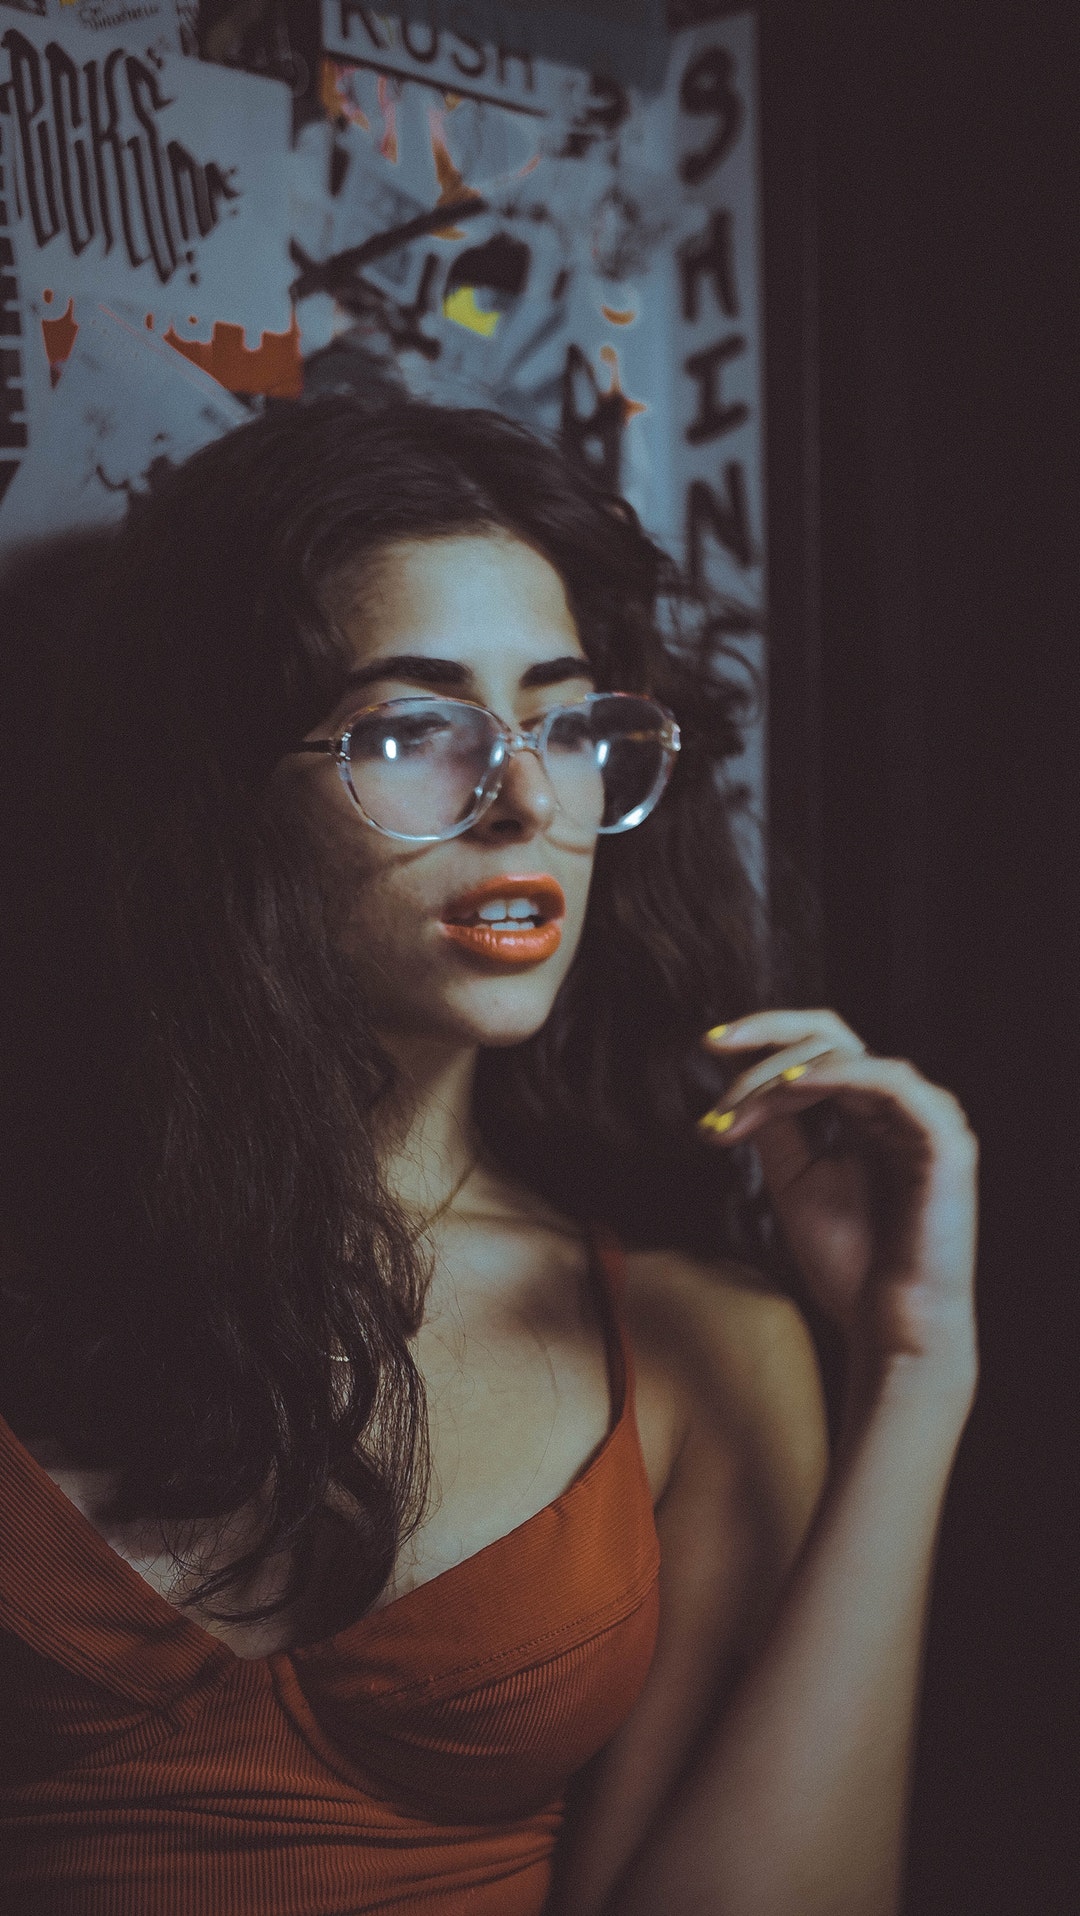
456,998,559,1050
432,970,566,1049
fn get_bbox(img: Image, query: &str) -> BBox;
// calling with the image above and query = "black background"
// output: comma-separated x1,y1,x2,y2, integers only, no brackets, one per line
759,2,1077,1910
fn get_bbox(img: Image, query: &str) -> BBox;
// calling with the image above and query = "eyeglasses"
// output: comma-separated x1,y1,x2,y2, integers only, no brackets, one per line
285,691,681,844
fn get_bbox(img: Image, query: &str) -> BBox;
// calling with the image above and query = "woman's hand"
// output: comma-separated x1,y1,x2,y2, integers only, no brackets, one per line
698,1011,979,1387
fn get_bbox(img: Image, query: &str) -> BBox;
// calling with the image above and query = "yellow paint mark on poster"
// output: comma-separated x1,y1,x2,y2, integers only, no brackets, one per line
443,287,499,336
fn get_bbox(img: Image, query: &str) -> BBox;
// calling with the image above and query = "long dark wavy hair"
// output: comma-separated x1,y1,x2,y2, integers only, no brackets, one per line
0,396,779,1629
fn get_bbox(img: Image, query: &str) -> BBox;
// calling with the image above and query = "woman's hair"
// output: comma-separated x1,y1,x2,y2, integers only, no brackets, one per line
0,396,779,1628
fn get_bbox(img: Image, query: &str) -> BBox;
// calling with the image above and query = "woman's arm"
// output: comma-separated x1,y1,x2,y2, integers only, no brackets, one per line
552,1010,978,1916
608,1352,973,1916
545,1265,832,1916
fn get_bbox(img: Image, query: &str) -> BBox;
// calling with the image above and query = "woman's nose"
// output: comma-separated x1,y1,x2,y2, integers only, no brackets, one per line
471,743,557,838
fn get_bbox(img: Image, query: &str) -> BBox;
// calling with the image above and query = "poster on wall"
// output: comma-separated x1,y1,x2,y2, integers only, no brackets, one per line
0,2,292,532
1,0,765,866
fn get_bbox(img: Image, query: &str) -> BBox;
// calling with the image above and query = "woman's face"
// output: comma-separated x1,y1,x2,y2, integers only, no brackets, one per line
288,531,599,1051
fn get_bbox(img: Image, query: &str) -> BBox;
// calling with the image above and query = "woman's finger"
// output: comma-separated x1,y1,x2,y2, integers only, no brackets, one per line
708,1040,841,1113
703,1008,868,1057
699,1052,974,1156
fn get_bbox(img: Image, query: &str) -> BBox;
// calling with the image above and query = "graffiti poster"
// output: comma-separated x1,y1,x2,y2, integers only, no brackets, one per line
0,3,291,534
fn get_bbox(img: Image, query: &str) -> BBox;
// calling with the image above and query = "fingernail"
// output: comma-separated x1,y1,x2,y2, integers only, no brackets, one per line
705,1023,729,1042
699,1107,736,1134
780,1064,808,1082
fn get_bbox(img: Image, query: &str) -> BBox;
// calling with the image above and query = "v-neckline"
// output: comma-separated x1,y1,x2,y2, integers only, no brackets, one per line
4,1222,630,1671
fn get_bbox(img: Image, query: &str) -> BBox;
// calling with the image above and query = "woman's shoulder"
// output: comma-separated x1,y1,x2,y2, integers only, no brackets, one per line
615,1241,830,1513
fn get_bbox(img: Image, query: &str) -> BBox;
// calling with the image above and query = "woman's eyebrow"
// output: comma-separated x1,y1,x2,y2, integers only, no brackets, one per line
339,653,596,693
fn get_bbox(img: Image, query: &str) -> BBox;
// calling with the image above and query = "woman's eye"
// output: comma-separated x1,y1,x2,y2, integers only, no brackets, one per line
352,717,452,758
546,708,594,749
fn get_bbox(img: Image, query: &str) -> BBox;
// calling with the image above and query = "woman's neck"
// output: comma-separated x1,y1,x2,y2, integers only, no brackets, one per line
375,1031,483,1223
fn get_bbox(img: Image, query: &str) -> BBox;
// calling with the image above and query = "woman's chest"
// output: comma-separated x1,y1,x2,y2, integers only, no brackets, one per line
365,1235,686,1610
26,1236,685,1654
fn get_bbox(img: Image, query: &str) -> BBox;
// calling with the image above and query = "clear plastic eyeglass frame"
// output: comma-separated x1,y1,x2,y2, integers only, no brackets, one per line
285,690,681,844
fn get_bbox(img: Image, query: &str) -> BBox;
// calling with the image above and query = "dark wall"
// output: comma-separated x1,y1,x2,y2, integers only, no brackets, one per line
759,2,1078,1911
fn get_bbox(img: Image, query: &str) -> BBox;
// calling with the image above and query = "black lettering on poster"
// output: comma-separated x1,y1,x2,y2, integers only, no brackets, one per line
46,43,93,257
4,29,61,246
686,468,754,582
447,13,485,78
1,28,239,284
678,207,737,322
168,143,236,244
323,26,545,119
87,46,146,267
678,44,742,186
684,335,747,443
125,53,178,284
560,343,625,492
496,45,534,92
335,4,388,52
401,18,438,62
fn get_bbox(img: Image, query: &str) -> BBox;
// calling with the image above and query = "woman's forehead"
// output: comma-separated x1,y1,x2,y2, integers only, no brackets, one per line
330,532,590,679
337,533,578,634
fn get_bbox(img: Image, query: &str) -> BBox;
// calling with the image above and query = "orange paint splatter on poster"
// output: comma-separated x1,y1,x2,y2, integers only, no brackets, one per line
429,107,482,238
163,312,303,398
41,296,78,369
42,288,54,303
377,76,398,162
599,345,648,419
601,305,637,325
320,57,370,129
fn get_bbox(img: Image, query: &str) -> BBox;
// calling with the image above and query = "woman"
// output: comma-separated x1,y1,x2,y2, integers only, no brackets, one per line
0,397,978,1915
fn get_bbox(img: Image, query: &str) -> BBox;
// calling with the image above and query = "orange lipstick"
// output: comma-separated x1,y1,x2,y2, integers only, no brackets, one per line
438,873,566,967
441,920,563,963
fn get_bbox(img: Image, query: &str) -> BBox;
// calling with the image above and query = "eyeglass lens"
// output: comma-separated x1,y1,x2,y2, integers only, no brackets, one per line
344,696,670,839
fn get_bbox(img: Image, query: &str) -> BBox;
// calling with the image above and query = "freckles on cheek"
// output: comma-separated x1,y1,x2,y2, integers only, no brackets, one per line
332,864,434,968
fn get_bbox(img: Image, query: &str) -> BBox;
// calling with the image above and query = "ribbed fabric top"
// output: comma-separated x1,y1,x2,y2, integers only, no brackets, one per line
0,1225,661,1915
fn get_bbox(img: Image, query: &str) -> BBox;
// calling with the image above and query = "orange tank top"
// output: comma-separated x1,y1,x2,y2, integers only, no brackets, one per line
0,1226,661,1914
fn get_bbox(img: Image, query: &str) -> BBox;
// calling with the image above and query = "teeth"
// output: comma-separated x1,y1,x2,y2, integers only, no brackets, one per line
474,897,541,922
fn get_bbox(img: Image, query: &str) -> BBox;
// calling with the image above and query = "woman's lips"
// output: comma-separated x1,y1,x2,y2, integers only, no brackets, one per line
439,919,563,965
438,873,566,967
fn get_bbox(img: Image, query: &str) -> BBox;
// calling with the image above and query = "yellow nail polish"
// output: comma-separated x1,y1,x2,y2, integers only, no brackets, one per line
699,1107,736,1134
780,1064,808,1082
705,1023,729,1041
